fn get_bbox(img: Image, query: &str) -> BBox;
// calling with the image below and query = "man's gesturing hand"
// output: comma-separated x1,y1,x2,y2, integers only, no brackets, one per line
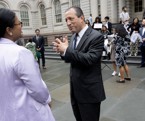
52,36,69,55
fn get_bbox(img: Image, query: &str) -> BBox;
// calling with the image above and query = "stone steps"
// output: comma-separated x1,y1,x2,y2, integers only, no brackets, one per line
44,46,141,65
45,46,61,60
102,59,140,66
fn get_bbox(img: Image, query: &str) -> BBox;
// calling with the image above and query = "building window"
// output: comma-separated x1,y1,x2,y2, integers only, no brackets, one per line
20,5,29,26
40,4,47,25
54,0,62,23
134,0,142,12
72,0,80,7
98,0,101,16
117,0,119,22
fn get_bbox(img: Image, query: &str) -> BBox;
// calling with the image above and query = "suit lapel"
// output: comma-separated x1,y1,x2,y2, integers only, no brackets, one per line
143,29,145,37
76,27,92,50
140,28,145,37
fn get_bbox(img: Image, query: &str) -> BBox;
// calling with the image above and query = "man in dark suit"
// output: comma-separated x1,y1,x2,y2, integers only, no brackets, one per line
32,29,46,69
139,18,145,67
53,6,106,121
104,16,112,34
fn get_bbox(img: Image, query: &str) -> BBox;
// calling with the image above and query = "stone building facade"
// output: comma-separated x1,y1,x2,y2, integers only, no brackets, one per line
0,0,145,45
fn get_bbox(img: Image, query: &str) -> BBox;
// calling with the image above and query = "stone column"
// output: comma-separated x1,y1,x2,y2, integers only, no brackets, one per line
45,7,53,33
100,0,108,21
61,2,69,30
119,0,126,13
90,0,98,21
110,0,118,23
143,0,145,11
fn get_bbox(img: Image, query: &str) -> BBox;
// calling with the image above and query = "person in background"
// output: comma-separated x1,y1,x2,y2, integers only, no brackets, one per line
114,24,131,83
32,29,46,69
101,25,111,60
88,14,93,26
104,16,112,34
127,17,140,36
0,8,55,121
53,6,106,121
108,28,120,76
101,25,110,37
92,16,102,31
85,19,91,26
127,17,141,56
120,6,130,25
138,18,145,67
25,38,37,60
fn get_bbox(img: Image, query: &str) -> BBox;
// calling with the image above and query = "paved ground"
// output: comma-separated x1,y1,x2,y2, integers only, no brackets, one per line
40,59,145,121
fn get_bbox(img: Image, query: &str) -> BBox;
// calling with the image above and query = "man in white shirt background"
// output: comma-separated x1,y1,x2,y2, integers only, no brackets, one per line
88,14,93,26
120,6,130,25
104,16,112,34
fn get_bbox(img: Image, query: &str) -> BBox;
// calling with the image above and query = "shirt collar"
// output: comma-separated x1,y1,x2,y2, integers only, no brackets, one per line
78,25,89,39
0,38,15,44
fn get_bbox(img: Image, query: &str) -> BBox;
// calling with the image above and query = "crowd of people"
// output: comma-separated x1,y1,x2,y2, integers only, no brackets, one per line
15,29,47,69
86,6,145,80
1,5,145,121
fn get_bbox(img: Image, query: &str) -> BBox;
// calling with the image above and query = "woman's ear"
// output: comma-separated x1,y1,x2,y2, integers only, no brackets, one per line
6,27,13,36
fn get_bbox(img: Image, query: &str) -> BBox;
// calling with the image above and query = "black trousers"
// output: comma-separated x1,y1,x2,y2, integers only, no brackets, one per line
70,81,101,121
71,102,101,121
38,51,45,67
140,45,145,66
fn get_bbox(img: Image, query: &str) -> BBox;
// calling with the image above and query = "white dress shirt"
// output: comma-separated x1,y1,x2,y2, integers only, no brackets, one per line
62,25,89,56
88,16,93,26
120,11,130,24
142,28,145,36
75,25,89,48
0,38,55,121
105,22,108,29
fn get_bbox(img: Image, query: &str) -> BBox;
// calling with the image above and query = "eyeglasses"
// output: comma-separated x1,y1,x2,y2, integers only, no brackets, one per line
14,22,23,26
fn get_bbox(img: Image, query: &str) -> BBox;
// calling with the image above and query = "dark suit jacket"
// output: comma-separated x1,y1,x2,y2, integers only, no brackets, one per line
139,27,145,46
107,22,112,34
32,35,45,52
62,27,106,103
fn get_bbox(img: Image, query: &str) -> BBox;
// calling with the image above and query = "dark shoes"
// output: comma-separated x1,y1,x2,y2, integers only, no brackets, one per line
116,77,131,83
124,77,131,81
116,80,125,83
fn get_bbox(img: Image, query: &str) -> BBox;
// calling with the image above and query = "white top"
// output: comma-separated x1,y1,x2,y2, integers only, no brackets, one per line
88,16,93,25
142,28,145,36
105,22,108,29
0,38,55,121
120,11,130,24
